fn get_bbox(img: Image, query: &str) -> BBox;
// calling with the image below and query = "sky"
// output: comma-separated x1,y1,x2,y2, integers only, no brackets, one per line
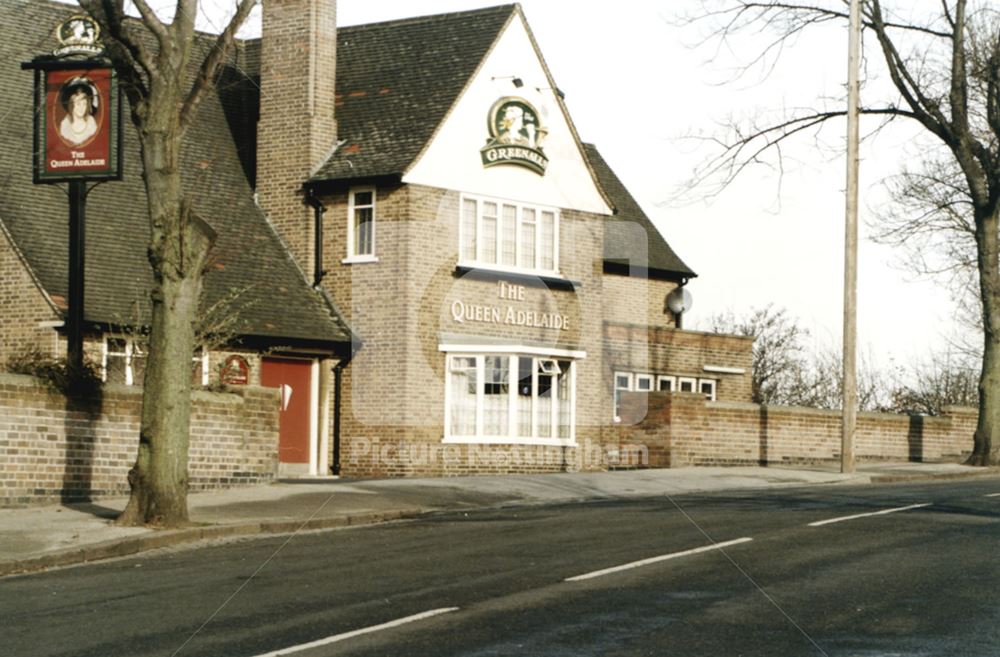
55,0,967,364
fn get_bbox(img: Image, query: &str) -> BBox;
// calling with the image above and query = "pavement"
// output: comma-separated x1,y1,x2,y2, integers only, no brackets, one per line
1,461,997,578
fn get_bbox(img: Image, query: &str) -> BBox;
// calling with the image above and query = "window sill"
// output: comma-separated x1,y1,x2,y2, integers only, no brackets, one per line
442,436,578,448
342,255,379,265
453,265,580,292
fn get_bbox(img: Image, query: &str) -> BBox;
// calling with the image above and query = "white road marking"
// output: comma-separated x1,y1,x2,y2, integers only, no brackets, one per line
564,537,754,582
250,608,460,657
985,493,1000,498
808,503,933,527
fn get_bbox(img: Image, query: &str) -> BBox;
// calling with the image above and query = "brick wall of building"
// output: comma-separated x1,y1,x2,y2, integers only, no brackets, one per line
615,391,975,467
320,183,613,476
257,0,338,272
0,227,61,363
0,373,280,507
316,180,759,477
604,323,754,404
602,274,677,329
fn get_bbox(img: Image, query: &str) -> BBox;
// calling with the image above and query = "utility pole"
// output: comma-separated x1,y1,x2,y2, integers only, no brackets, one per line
842,0,861,474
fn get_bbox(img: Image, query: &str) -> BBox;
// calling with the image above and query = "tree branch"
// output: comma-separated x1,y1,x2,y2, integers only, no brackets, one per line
130,0,169,48
179,0,258,132
78,0,153,110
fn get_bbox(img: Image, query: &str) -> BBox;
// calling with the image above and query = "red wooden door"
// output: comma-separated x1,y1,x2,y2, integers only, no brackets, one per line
261,358,313,464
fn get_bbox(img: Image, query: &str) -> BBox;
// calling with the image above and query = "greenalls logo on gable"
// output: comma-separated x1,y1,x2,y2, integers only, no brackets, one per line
481,97,549,176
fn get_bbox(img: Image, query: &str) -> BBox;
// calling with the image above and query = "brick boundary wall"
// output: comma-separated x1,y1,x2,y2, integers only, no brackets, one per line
0,374,280,507
616,391,976,467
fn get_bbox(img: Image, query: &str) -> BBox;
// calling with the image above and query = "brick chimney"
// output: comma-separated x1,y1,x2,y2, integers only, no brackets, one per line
257,0,338,274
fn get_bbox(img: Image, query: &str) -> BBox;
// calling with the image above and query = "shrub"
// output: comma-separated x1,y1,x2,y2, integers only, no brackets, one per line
5,349,102,397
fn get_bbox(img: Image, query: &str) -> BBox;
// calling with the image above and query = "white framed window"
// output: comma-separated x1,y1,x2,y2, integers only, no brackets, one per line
459,194,560,276
445,353,577,445
635,374,654,392
192,348,210,387
698,378,717,401
344,187,376,262
678,377,697,393
657,375,676,392
613,371,633,420
103,337,145,386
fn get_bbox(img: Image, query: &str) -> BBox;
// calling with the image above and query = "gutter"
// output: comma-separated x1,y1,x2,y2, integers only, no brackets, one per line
304,186,326,287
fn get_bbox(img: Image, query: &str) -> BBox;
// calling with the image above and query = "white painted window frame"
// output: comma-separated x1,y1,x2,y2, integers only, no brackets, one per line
635,373,654,392
344,186,378,263
657,375,676,392
613,371,633,420
698,378,717,401
677,376,697,393
442,351,579,446
102,336,143,386
193,349,210,387
458,193,561,277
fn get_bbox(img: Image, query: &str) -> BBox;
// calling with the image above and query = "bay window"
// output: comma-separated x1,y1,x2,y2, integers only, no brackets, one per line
445,352,577,444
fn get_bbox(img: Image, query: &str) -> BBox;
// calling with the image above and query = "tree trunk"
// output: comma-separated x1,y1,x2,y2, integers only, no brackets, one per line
117,126,213,527
968,206,1000,466
117,275,202,525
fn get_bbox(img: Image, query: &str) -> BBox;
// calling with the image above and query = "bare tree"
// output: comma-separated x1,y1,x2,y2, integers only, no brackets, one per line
708,306,888,409
688,0,1000,464
799,344,890,412
889,351,979,415
707,305,809,404
77,0,258,526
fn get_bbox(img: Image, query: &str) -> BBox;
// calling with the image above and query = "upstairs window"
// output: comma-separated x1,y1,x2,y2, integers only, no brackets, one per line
346,187,376,262
460,194,559,276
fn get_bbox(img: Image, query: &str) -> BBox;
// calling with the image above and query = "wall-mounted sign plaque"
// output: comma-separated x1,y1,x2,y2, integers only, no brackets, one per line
220,355,251,385
481,97,549,175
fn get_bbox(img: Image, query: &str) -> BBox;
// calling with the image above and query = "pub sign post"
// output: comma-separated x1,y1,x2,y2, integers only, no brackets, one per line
22,15,123,371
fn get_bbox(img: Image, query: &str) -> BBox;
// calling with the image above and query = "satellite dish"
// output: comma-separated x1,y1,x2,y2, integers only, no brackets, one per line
666,287,693,314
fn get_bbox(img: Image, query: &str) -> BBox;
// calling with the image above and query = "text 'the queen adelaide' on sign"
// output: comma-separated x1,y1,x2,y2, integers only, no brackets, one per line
480,97,549,175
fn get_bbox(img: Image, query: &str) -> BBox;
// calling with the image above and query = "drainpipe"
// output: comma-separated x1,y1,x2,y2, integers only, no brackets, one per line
305,185,326,287
332,361,343,475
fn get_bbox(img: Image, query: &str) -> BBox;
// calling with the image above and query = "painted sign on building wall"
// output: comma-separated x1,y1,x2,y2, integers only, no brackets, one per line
450,280,570,330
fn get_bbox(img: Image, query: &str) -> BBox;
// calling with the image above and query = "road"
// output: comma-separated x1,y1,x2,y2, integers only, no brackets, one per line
4,478,1000,657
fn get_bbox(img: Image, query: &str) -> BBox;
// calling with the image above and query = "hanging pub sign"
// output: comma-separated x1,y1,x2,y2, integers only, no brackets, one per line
24,15,122,184
480,97,549,175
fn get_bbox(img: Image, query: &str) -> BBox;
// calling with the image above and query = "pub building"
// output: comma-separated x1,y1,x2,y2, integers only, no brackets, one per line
0,0,752,479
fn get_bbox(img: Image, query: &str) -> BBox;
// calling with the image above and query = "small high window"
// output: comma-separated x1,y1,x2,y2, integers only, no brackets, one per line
657,375,675,392
345,187,376,262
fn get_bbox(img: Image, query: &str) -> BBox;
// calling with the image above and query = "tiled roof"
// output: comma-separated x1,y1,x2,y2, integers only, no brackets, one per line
272,5,693,281
584,144,697,281
0,0,353,350
305,5,518,182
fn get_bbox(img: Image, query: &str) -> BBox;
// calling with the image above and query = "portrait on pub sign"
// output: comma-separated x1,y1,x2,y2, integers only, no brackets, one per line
37,67,119,181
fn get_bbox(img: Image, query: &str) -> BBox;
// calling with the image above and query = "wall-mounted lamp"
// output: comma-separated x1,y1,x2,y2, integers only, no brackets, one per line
492,75,524,88
536,86,566,100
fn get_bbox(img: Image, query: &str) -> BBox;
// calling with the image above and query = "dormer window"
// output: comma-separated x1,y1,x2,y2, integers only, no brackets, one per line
459,194,559,276
344,187,377,263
